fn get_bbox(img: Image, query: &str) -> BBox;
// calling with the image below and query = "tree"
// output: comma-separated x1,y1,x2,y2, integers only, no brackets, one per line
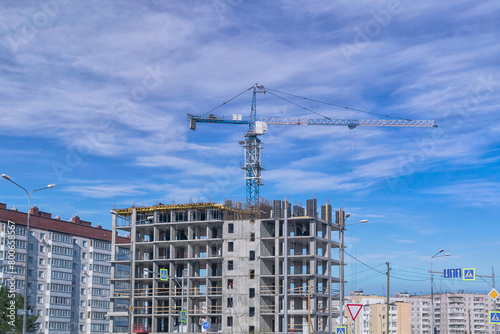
0,285,39,334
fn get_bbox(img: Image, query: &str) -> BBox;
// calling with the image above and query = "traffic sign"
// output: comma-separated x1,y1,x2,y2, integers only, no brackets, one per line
444,268,462,278
202,321,210,330
347,304,363,321
488,288,499,300
129,305,134,313
160,268,168,281
336,315,347,324
335,326,346,334
180,310,187,323
489,311,500,324
463,268,475,281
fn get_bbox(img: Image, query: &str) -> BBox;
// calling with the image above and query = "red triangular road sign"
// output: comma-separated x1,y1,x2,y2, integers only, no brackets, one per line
347,304,363,321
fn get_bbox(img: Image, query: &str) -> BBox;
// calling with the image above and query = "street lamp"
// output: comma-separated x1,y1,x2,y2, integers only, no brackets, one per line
2,174,55,334
337,209,368,327
430,249,450,334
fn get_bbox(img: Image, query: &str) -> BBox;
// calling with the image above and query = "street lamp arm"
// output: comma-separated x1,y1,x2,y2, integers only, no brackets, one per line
30,185,56,197
3,176,29,196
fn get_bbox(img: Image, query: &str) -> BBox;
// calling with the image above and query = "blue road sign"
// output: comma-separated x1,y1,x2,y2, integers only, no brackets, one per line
160,268,168,281
335,327,346,334
202,321,210,330
490,311,500,324
443,268,462,278
463,268,475,281
180,310,186,323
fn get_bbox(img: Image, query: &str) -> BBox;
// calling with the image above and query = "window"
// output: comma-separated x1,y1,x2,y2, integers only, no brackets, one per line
38,284,43,291
228,223,234,233
40,233,45,239
228,279,233,289
83,241,88,247
82,264,87,271
39,245,45,252
249,269,255,279
228,242,234,252
249,326,255,334
228,260,233,271
250,232,255,242
227,298,233,307
38,297,43,303
227,316,233,327
249,307,255,317
249,288,255,298
38,271,44,278
52,232,72,243
249,250,255,260
82,252,87,259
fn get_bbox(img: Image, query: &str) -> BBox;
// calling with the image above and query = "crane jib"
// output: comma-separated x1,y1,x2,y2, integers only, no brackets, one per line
188,116,437,128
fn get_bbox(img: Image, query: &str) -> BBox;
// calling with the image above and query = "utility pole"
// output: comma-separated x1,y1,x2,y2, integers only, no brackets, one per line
307,281,311,334
386,262,390,334
494,266,498,334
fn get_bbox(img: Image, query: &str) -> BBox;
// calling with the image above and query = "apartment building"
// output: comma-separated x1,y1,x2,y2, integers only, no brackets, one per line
413,292,497,334
0,202,125,334
108,201,340,334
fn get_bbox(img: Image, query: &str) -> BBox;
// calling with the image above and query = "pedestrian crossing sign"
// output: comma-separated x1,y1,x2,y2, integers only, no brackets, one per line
335,326,346,334
463,268,475,281
489,311,500,324
160,268,168,281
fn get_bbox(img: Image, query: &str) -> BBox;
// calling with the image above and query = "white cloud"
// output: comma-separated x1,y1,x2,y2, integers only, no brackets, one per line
423,181,500,207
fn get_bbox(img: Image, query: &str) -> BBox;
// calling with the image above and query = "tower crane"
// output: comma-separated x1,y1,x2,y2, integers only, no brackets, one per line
187,84,437,208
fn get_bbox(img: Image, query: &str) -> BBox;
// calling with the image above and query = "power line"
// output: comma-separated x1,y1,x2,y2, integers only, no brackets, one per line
345,252,430,282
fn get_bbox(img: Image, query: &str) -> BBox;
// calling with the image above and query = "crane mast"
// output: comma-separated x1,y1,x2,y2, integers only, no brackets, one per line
240,85,266,207
188,84,437,208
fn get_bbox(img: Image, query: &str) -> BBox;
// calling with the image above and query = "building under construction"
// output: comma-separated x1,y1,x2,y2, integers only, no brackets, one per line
108,200,340,334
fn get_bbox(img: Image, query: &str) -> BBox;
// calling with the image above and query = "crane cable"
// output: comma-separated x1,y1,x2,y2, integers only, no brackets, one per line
265,90,332,120
199,86,254,118
265,87,412,121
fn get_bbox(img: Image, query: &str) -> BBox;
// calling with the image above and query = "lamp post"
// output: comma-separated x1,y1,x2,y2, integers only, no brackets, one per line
430,249,450,334
181,268,188,334
2,174,55,334
337,208,368,327
142,268,187,333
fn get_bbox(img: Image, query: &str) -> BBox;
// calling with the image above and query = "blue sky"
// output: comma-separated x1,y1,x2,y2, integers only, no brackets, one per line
0,0,499,296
